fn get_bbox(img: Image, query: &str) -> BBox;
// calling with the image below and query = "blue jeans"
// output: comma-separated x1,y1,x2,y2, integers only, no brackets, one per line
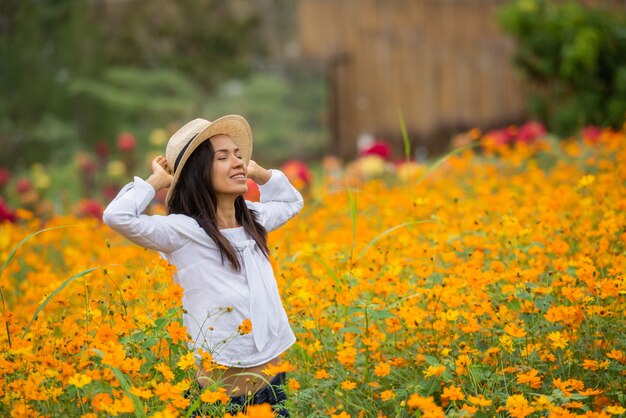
227,372,290,417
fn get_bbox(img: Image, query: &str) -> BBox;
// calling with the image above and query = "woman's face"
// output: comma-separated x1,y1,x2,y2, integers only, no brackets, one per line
209,134,248,198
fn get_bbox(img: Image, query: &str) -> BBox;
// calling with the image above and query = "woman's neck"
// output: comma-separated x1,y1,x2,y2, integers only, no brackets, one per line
215,197,240,229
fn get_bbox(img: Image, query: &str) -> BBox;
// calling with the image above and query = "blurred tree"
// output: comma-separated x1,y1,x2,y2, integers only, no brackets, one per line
0,0,102,168
0,0,262,169
499,0,626,136
203,70,327,163
102,0,261,90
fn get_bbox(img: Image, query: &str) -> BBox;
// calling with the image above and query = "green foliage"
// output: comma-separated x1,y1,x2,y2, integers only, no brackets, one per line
0,0,261,170
103,0,261,91
498,0,626,136
0,0,102,167
202,71,328,163
69,67,202,147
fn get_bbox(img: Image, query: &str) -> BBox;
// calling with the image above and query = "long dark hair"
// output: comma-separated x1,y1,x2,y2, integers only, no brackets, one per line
167,140,269,271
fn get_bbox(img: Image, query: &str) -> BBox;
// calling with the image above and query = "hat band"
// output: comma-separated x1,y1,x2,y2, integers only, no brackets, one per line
173,132,200,173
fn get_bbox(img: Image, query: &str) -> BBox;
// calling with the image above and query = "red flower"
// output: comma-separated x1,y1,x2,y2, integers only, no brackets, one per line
79,199,103,219
0,168,10,187
517,121,546,144
95,141,110,159
581,125,602,143
360,140,392,160
489,128,517,145
0,197,16,223
117,132,137,152
281,160,312,187
15,178,32,194
243,178,260,202
102,184,121,201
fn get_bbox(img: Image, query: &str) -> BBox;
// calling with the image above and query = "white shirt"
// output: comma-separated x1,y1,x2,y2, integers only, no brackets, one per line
102,169,304,367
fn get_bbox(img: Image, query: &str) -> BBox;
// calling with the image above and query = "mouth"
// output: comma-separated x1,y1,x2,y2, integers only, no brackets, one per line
230,173,246,180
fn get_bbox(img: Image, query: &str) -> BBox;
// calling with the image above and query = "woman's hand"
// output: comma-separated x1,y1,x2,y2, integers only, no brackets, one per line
147,156,173,192
246,160,272,185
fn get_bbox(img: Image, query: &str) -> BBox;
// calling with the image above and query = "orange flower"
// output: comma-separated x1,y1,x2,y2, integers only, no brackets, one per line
287,378,301,391
200,387,229,404
423,365,446,378
374,362,391,377
166,321,189,344
380,390,396,401
261,360,296,376
468,394,492,407
341,380,357,390
504,322,528,338
238,318,252,335
516,369,542,389
506,394,535,418
441,385,465,401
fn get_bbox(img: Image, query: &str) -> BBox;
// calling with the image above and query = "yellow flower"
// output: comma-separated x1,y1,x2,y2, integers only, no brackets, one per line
68,373,92,388
423,365,446,378
577,174,595,188
548,331,568,350
607,405,626,415
499,335,515,353
176,352,196,370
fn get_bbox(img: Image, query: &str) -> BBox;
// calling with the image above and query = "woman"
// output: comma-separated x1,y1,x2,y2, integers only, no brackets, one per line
103,115,303,416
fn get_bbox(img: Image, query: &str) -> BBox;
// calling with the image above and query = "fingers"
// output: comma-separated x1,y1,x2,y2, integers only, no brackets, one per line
153,156,172,174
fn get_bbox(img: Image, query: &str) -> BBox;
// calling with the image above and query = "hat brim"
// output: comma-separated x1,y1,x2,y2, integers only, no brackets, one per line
165,114,253,206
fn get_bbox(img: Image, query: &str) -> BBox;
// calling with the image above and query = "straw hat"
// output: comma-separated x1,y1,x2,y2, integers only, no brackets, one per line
164,115,253,205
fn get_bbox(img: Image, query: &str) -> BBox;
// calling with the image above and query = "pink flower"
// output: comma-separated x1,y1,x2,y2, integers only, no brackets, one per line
117,132,137,152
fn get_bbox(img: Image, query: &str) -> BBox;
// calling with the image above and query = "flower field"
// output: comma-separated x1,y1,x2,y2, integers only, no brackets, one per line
1,125,626,417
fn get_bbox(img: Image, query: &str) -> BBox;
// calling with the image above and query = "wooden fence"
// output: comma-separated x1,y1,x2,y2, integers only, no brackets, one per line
297,0,624,158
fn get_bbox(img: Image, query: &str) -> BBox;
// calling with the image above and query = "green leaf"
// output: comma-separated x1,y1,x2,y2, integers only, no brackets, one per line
340,327,361,334
398,109,411,160
154,317,168,331
368,309,395,320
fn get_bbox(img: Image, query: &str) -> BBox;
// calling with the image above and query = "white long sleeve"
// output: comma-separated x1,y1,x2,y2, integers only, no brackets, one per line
101,169,304,367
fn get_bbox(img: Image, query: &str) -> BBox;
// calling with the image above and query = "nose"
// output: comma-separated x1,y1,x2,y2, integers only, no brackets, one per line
230,154,244,168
